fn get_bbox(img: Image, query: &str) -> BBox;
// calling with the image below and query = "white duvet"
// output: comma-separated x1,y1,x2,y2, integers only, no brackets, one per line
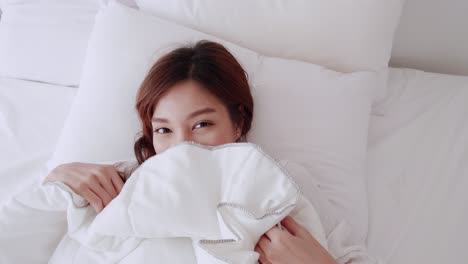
0,143,376,263
0,77,76,207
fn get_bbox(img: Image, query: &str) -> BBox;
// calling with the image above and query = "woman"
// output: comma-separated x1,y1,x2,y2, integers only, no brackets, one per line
46,40,337,264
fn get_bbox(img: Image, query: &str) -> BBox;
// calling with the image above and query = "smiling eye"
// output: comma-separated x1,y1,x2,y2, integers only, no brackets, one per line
194,121,212,129
155,128,171,134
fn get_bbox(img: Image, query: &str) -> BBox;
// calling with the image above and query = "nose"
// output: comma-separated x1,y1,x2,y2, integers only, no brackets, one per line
174,130,192,145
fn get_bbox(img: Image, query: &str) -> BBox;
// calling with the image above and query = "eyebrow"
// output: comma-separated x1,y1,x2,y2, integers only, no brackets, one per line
152,107,217,123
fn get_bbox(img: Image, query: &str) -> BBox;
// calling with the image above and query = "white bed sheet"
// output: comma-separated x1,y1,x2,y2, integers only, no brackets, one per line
367,68,468,263
0,77,76,206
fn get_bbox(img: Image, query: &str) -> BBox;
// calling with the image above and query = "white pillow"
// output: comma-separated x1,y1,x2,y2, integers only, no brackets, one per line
0,0,101,86
135,0,404,74
48,2,381,243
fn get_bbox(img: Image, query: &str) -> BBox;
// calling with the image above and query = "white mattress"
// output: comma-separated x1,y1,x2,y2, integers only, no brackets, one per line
0,77,76,205
367,68,468,263
0,68,467,263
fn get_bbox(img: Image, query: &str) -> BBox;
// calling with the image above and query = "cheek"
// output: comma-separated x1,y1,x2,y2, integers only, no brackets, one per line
196,127,237,146
152,134,169,154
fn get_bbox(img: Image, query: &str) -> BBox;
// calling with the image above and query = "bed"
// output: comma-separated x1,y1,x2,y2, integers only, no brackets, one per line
367,68,468,263
1,67,466,262
0,1,467,263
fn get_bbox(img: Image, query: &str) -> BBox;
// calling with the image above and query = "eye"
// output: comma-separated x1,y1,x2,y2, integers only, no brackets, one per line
154,127,171,134
193,121,212,129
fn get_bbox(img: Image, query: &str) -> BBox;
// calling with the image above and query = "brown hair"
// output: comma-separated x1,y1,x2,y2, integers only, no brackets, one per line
134,40,254,165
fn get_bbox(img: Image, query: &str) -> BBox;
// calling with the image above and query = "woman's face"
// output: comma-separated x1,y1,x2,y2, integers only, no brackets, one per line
151,80,240,154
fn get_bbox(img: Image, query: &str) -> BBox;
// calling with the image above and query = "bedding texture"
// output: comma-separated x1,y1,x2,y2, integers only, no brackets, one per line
0,77,76,206
1,143,378,263
0,0,102,86
367,68,468,263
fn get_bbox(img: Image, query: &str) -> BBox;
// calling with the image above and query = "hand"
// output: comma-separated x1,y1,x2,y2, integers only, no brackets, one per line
45,162,124,213
255,216,336,264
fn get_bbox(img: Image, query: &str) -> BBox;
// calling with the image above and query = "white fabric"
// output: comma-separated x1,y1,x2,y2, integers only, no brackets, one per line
0,0,101,86
135,0,404,74
282,161,382,264
1,143,379,263
47,2,381,243
52,143,328,263
115,0,137,7
248,58,382,242
367,68,468,263
0,77,76,206
2,66,466,263
1,143,310,263
135,0,401,103
0,182,70,264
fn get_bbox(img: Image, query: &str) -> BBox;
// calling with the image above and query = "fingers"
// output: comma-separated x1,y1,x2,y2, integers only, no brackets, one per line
88,165,123,211
48,162,125,213
99,172,118,198
110,169,124,194
257,234,270,249
264,224,285,241
98,165,124,197
81,188,104,213
88,179,113,211
256,232,285,264
255,243,270,264
281,215,309,239
256,235,272,262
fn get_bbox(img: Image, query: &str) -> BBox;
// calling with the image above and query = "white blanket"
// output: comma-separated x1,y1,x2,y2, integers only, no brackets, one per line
0,77,76,206
0,143,377,263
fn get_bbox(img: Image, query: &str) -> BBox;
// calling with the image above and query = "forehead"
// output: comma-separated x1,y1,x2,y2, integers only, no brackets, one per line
152,80,225,117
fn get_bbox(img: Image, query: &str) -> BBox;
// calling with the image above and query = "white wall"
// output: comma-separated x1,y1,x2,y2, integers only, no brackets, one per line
390,0,468,76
